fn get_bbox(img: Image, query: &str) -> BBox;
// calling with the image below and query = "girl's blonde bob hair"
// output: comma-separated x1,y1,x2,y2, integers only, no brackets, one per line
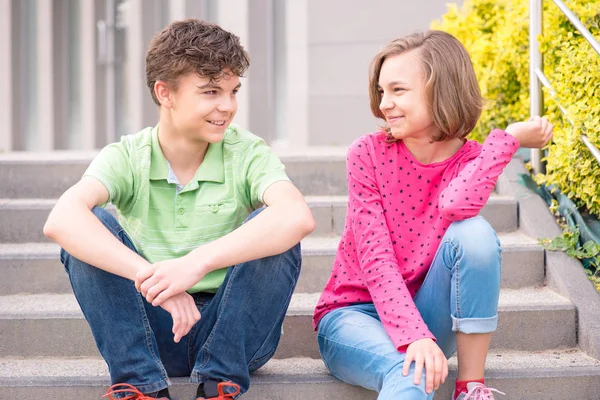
369,30,483,142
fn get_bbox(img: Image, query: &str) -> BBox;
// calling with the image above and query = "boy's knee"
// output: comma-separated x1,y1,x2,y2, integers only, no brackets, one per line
59,247,70,266
61,207,125,268
288,241,301,264
91,206,128,242
243,207,265,223
267,241,302,280
91,206,116,226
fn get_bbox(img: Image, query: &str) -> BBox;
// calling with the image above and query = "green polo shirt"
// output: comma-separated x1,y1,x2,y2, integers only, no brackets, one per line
84,123,290,293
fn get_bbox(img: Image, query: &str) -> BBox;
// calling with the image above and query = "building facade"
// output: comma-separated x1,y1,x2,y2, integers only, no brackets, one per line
1,0,461,152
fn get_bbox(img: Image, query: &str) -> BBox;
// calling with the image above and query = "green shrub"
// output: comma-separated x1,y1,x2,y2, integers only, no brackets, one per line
537,1,600,215
433,0,600,216
432,0,530,143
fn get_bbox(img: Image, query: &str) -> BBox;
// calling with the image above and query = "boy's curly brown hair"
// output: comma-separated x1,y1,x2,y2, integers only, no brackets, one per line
146,19,250,106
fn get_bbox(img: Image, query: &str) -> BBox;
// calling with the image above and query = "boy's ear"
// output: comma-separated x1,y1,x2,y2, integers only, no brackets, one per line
155,80,173,108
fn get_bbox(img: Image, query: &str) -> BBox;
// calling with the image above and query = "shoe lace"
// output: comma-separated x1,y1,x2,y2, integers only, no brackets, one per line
463,383,505,400
103,383,163,400
209,382,241,399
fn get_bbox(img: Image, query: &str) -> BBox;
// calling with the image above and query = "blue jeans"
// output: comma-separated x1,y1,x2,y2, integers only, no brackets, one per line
60,207,301,397
317,216,501,400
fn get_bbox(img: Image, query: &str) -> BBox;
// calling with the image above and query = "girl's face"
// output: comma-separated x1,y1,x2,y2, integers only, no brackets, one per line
377,50,440,141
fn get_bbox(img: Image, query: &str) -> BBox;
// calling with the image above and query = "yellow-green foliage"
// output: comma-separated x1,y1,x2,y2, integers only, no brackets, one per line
433,0,600,216
432,0,530,143
537,1,600,215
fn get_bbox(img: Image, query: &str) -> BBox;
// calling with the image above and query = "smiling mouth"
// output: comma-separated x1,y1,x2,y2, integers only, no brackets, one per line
387,116,404,122
208,120,226,126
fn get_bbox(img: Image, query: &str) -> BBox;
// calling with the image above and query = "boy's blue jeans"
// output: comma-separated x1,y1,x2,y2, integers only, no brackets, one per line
60,207,301,397
317,216,502,400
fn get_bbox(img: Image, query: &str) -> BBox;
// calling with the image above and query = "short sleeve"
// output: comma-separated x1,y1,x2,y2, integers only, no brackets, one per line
83,139,136,212
243,138,290,208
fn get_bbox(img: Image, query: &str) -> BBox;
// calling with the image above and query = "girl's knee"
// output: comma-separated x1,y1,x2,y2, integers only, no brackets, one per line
447,217,501,264
447,216,495,241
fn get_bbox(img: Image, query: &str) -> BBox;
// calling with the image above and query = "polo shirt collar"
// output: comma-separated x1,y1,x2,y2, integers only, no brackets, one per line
194,140,224,183
149,125,225,183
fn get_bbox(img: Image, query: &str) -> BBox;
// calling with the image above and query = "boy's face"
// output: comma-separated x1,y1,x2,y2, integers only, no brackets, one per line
169,71,241,143
377,50,438,141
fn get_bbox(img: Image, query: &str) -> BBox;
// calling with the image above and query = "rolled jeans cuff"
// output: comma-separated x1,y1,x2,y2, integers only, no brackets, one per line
451,314,498,334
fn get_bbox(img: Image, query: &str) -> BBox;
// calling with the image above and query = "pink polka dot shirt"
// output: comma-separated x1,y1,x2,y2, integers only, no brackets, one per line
313,129,520,351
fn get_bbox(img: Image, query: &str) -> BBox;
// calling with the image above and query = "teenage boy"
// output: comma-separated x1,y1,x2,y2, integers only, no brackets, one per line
44,19,315,400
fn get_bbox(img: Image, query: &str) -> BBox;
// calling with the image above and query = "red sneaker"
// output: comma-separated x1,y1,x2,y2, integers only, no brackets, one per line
196,381,241,400
103,383,170,400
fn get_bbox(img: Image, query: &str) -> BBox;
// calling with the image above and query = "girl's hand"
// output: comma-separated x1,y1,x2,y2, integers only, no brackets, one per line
505,116,554,148
403,338,448,394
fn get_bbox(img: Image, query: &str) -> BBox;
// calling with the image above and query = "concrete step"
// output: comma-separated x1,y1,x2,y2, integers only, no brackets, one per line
0,287,575,359
281,287,576,358
308,194,517,236
0,199,58,243
0,149,348,198
0,231,543,296
0,194,518,243
300,231,544,292
1,349,599,399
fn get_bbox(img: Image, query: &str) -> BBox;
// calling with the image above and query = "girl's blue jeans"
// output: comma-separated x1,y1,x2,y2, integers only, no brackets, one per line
60,207,301,397
317,216,502,400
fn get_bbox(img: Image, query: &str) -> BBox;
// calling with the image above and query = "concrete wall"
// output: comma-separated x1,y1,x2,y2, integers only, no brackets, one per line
306,0,464,146
1,0,464,151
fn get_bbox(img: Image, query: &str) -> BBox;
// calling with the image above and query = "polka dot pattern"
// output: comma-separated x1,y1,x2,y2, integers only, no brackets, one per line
313,129,519,350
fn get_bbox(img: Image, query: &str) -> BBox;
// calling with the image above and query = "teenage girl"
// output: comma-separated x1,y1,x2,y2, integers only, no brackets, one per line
314,30,553,400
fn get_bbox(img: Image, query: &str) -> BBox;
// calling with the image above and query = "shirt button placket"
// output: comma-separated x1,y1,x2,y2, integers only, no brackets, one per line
175,195,187,229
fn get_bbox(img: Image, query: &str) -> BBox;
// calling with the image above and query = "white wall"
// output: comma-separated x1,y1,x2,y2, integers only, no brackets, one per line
305,0,465,145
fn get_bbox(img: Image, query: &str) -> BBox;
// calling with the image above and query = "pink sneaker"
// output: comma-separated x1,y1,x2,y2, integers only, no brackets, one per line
453,382,505,400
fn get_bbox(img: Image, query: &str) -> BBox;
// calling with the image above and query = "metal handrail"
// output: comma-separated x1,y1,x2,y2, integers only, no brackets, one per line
530,0,600,174
553,0,600,55
582,136,600,164
535,68,573,126
534,67,600,167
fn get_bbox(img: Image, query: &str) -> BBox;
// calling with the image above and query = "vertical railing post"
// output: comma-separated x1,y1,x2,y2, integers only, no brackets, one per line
104,0,116,145
0,0,13,152
530,0,544,173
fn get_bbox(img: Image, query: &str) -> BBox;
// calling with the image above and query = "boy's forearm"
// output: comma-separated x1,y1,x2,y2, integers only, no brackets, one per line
44,197,150,280
188,202,314,274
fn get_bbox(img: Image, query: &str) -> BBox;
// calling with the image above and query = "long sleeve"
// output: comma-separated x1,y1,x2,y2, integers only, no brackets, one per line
439,129,519,221
346,138,434,351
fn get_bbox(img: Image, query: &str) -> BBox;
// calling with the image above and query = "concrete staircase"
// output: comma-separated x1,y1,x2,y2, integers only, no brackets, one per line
1,150,599,399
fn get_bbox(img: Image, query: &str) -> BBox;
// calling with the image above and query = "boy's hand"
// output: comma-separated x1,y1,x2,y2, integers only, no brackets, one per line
159,292,201,343
403,338,448,394
135,256,205,306
505,116,554,148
